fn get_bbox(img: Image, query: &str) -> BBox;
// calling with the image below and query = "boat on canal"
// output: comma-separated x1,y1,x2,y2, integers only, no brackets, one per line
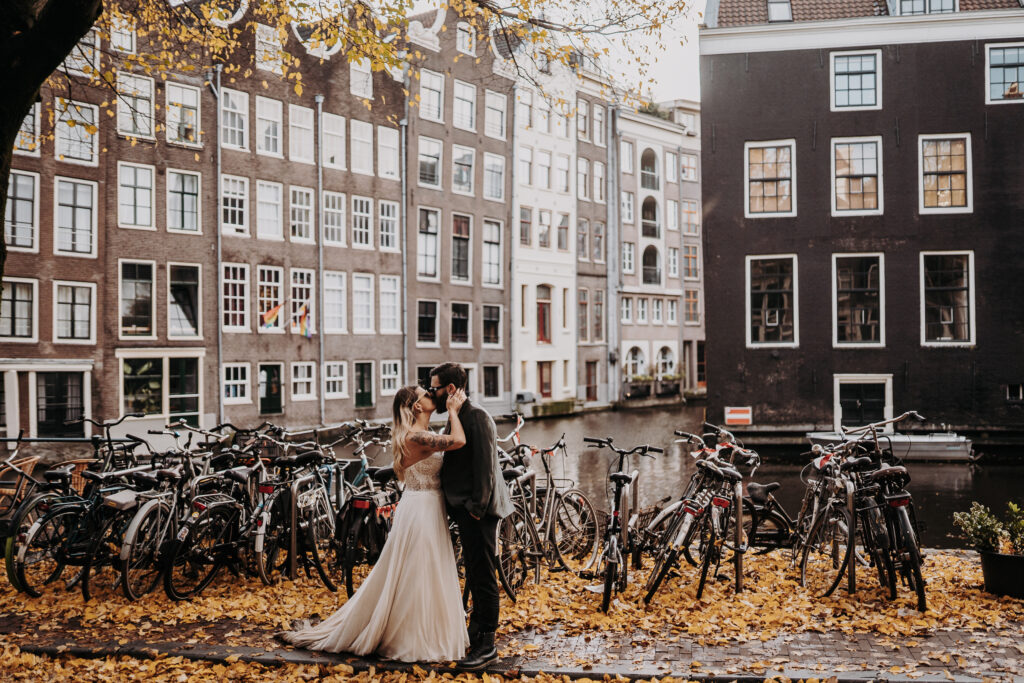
805,430,977,462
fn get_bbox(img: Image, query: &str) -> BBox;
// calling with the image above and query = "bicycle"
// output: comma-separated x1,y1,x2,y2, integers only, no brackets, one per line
581,436,662,612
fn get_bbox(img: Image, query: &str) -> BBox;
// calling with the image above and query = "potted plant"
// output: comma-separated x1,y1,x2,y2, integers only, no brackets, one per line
656,373,681,396
624,374,653,399
953,502,1024,599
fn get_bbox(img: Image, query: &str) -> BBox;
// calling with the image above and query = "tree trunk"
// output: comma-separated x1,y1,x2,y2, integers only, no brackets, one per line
0,0,103,281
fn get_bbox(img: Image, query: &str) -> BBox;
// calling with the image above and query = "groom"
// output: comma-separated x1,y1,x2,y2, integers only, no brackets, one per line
429,362,513,670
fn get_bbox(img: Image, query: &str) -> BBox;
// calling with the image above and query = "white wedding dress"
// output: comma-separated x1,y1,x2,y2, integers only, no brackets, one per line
283,452,469,662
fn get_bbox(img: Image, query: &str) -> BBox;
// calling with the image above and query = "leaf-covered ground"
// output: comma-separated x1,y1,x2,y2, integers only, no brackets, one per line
0,551,1020,680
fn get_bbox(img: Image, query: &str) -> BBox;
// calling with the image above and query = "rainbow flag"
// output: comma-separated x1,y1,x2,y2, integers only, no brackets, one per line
261,303,283,328
298,304,312,338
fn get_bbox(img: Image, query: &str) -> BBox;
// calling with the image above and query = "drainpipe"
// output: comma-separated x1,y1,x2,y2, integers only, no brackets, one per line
400,63,410,386
315,94,325,426
508,85,519,413
209,64,224,426
607,105,621,404
676,143,687,390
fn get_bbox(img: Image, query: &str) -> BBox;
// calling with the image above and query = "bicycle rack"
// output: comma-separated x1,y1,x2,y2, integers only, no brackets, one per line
288,471,316,579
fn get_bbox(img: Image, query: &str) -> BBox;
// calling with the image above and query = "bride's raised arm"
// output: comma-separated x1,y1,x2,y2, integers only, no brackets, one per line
408,388,467,454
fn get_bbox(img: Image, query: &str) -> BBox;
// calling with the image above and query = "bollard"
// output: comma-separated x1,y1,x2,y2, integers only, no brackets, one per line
288,471,316,579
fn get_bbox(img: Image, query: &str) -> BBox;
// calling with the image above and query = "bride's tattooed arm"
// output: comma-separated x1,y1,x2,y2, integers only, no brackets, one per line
409,431,463,451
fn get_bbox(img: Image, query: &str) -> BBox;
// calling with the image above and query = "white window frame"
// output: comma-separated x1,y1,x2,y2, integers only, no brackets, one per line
166,169,202,235
380,360,401,396
255,23,283,74
322,191,346,246
14,102,41,157
419,70,444,123
594,162,606,203
483,153,505,202
744,139,797,219
323,270,347,334
620,297,633,324
291,362,317,402
350,58,373,99
322,112,346,169
482,365,504,399
111,18,136,54
456,22,476,55
450,301,473,348
833,374,893,433
62,28,99,77
116,350,205,424
665,151,678,182
351,272,375,334
52,280,96,344
667,299,678,325
256,265,285,335
622,242,635,274
652,298,664,325
417,207,441,282
54,100,99,166
165,82,202,147
667,199,679,231
117,161,156,230
593,105,606,146
482,304,503,348
117,259,157,341
349,120,374,175
324,362,348,399
379,275,401,334
484,90,506,140
621,140,634,174
831,136,884,217
53,176,98,258
0,277,39,343
418,136,443,189
829,49,883,112
289,268,316,336
452,145,475,196
379,200,399,252
920,250,976,347
745,253,800,349
985,42,1024,105
167,262,203,340
637,297,649,324
453,80,477,132
256,180,284,241
377,126,399,180
917,133,973,215
288,104,315,164
221,174,249,236
482,219,503,288
621,192,634,224
222,363,251,405
221,263,250,333
351,195,373,249
220,88,249,151
668,247,679,279
255,96,283,157
6,169,40,252
289,186,315,243
831,252,886,349
417,298,441,348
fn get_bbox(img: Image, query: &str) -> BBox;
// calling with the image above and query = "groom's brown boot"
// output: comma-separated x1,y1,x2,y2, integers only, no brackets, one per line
457,631,497,671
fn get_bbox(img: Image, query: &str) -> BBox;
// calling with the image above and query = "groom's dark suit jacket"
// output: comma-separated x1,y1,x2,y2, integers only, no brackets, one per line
441,399,514,520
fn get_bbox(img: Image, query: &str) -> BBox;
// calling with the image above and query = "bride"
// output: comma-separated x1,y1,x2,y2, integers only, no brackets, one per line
281,384,471,662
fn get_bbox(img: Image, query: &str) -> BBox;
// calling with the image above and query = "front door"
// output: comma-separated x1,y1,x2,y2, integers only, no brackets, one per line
259,364,283,415
585,361,598,402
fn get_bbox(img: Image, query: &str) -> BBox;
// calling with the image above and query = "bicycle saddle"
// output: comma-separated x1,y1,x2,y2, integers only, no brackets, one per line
609,472,633,486
224,466,255,485
43,464,76,483
870,464,909,484
746,481,780,504
275,451,321,469
373,466,396,484
841,456,875,473
502,466,526,481
717,466,743,482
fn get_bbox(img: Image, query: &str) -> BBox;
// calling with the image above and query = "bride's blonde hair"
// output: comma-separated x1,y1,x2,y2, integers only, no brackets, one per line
391,385,420,481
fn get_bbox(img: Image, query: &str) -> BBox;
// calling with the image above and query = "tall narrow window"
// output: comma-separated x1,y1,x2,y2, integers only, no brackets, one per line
594,162,605,202
556,214,569,251
167,171,200,232
166,83,200,145
220,88,248,150
536,285,552,343
682,200,700,235
290,269,315,335
668,247,679,278
221,175,248,234
835,255,882,346
418,208,439,278
748,256,797,345
257,266,284,332
538,210,551,248
323,271,347,333
55,102,99,164
418,137,442,187
6,172,37,249
256,181,283,240
577,158,590,200
55,283,92,341
222,264,249,330
922,252,974,345
351,196,372,247
417,300,438,344
519,207,532,246
420,71,444,121
451,303,470,344
15,104,40,155
117,73,154,137
379,275,400,333
452,146,475,194
684,290,700,323
322,113,345,168
577,219,590,261
290,187,314,241
483,305,501,345
378,127,399,179
683,245,699,279
593,290,604,341
256,96,282,155
576,99,589,140
592,223,605,262
350,121,374,175
536,151,551,189
517,90,533,129
621,192,634,224
350,58,373,98
919,135,971,212
323,191,346,245
453,81,476,130
483,221,501,285
55,178,95,255
120,262,153,337
484,154,505,200
519,147,533,186
485,91,506,139
379,200,398,250
288,104,314,163
556,155,570,192
578,289,589,342
0,280,35,339
622,242,635,274
352,273,374,333
169,264,200,338
452,214,471,282
833,138,882,214
593,105,605,144
746,140,796,217
256,24,283,73
118,163,154,229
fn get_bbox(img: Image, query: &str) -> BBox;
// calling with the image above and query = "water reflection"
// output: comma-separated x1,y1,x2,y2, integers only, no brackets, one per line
488,405,1024,549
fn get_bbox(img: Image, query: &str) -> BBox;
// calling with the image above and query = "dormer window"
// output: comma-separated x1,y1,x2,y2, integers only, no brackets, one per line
767,0,792,22
899,0,955,14
456,23,475,55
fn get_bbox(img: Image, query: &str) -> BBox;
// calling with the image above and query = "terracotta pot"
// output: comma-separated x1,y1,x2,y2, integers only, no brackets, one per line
979,551,1024,599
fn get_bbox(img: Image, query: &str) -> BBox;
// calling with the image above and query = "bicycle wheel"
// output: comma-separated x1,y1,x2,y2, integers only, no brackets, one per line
695,514,717,600
895,507,927,611
858,507,893,593
800,503,852,597
552,489,599,575
731,497,744,594
5,493,59,591
256,491,290,586
164,506,235,600
121,501,169,600
306,490,340,592
82,510,133,602
600,540,618,613
342,515,374,598
681,508,708,567
643,546,680,605
744,505,791,555
16,507,78,598
496,505,530,602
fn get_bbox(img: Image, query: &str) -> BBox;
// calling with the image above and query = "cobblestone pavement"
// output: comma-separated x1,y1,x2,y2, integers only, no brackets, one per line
3,611,1022,682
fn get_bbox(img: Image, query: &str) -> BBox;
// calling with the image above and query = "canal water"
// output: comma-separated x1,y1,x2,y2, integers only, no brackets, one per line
496,405,1024,549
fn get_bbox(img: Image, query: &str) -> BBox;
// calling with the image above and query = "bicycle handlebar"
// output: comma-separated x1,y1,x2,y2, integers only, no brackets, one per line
65,412,145,429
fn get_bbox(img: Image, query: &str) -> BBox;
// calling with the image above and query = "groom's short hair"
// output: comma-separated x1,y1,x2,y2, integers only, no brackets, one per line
430,362,467,390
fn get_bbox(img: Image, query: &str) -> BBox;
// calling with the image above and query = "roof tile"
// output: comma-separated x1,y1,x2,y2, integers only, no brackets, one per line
715,0,1020,27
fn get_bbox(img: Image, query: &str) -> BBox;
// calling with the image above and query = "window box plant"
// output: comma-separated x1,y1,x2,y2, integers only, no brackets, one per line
624,374,653,399
655,374,681,396
953,502,1024,599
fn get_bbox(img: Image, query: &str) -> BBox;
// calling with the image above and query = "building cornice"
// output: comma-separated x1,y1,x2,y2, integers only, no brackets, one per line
619,110,687,136
700,8,1024,55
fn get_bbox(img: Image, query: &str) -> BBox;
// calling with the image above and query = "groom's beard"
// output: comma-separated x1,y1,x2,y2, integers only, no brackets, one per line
433,390,449,414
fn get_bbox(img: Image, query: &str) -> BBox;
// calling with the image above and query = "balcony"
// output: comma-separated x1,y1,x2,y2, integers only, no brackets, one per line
642,266,661,285
641,219,660,239
640,170,659,191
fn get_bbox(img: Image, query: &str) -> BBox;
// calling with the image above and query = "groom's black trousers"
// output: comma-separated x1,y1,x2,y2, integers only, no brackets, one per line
450,508,500,633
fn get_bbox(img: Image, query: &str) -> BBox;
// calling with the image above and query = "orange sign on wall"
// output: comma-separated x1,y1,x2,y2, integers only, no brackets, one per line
724,406,752,426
